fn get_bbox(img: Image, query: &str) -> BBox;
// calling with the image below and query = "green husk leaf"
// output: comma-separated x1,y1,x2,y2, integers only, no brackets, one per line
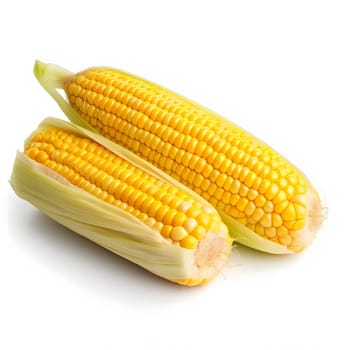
34,60,93,130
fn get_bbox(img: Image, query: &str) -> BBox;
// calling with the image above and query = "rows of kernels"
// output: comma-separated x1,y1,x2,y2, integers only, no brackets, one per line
65,69,309,249
25,128,221,249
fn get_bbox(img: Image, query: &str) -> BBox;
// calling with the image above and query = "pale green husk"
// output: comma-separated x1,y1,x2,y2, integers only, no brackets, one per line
33,60,293,254
11,118,232,284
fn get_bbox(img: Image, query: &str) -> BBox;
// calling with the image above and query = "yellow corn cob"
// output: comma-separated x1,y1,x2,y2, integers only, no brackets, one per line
10,118,232,286
34,61,324,254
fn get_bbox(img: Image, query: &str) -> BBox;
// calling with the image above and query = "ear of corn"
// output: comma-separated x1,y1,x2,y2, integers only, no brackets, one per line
10,117,232,286
34,61,324,254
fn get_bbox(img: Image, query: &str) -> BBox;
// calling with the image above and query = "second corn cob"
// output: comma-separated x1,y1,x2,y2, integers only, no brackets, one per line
10,118,232,286
34,61,324,254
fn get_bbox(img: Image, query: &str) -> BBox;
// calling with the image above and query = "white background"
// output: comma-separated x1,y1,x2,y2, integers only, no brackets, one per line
2,1,350,349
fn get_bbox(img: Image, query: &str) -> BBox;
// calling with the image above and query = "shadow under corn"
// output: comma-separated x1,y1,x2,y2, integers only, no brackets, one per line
8,195,202,305
8,193,303,302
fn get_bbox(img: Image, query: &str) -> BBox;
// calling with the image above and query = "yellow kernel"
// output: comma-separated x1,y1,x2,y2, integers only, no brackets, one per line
192,226,206,240
292,219,306,230
287,174,298,185
223,177,233,191
161,225,173,238
182,152,193,167
259,179,271,194
168,197,183,210
170,226,188,241
239,167,250,182
216,173,227,188
274,200,289,214
294,203,306,220
254,194,266,207
252,208,265,222
180,235,198,249
272,213,283,227
225,162,236,176
144,217,156,227
255,224,265,236
252,176,262,190
155,205,168,222
260,213,272,227
194,158,207,173
216,200,225,210
172,212,187,226
267,170,279,182
263,200,274,213
213,139,226,153
281,203,296,221
265,183,279,200
196,213,210,229
186,205,202,219
208,219,219,233
278,178,288,188
244,171,257,187
202,192,210,201
163,208,178,225
184,218,197,233
207,182,217,196
284,221,296,229
202,205,215,214
277,226,289,237
237,198,249,212
291,194,308,206
36,150,49,162
279,234,292,246
222,191,231,204
202,164,213,178
233,149,245,164
244,201,256,216
213,153,226,169
229,180,241,194
230,194,240,206
144,199,161,218
252,161,264,175
201,178,211,191
239,185,249,197
209,169,220,182
247,189,258,201
265,227,277,238
285,185,295,198
219,158,231,173
272,190,287,204
178,201,192,213
295,184,306,195
194,141,207,156
214,188,224,200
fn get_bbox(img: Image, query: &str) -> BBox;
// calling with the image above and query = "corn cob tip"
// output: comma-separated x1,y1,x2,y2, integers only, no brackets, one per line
289,188,324,252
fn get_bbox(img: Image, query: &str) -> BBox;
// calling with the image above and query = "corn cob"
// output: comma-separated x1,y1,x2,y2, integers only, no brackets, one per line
34,61,324,254
10,118,232,286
